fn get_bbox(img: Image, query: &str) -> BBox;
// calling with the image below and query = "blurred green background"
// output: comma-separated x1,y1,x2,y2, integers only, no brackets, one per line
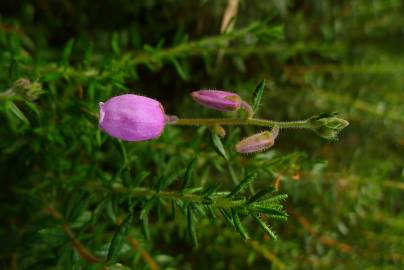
1,0,403,269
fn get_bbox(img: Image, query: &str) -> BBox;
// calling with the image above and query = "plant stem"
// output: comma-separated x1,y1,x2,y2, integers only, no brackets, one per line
173,118,310,129
45,204,105,265
110,185,246,209
128,236,160,270
247,239,287,269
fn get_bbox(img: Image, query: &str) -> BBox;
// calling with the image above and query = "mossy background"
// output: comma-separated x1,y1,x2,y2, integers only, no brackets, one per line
1,0,403,269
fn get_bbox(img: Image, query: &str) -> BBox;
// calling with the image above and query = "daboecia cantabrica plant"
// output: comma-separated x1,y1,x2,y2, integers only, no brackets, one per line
96,80,349,246
5,1,401,268
1,76,349,270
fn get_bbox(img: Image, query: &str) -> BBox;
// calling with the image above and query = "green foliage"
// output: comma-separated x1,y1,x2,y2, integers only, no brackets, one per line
108,215,133,262
252,79,266,114
210,132,229,161
1,0,403,269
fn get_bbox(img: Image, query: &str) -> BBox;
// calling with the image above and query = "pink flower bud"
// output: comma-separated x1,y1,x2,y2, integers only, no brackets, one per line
235,128,279,154
191,90,241,111
99,94,165,141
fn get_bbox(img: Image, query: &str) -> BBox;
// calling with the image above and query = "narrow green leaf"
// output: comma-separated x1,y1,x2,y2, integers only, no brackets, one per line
141,215,150,241
192,204,206,217
61,39,75,65
247,187,275,204
65,192,89,222
181,158,197,191
112,140,128,164
258,194,288,204
253,206,287,218
231,209,249,240
42,72,63,82
132,170,150,187
111,32,120,55
210,132,228,161
170,200,176,220
5,100,29,125
140,197,156,220
252,214,277,240
2,138,28,154
106,200,117,224
251,207,288,221
121,167,132,188
262,24,284,41
23,100,40,116
232,56,246,73
36,227,66,247
96,130,102,146
156,38,165,49
200,184,222,197
172,25,187,45
244,21,262,33
107,215,133,262
170,57,188,80
84,42,93,65
227,164,239,185
252,79,265,113
187,205,198,247
112,81,128,91
205,205,217,221
9,59,20,81
227,172,257,198
92,199,107,223
143,44,155,53
219,208,234,226
252,201,283,210
157,173,176,191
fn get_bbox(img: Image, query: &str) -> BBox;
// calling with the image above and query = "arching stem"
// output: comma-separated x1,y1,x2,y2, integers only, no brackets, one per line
172,117,310,129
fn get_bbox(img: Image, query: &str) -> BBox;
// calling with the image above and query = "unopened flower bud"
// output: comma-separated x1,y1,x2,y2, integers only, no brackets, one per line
235,127,279,154
99,94,165,141
308,112,349,140
191,90,241,112
13,78,44,100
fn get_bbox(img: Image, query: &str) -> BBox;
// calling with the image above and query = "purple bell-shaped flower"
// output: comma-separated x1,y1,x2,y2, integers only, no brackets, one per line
99,94,166,141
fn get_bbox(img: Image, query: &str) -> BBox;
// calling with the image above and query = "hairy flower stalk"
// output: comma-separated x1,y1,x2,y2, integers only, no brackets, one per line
172,117,309,128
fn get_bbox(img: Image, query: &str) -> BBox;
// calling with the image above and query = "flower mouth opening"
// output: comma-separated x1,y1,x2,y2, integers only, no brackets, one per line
224,95,241,103
99,102,105,126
